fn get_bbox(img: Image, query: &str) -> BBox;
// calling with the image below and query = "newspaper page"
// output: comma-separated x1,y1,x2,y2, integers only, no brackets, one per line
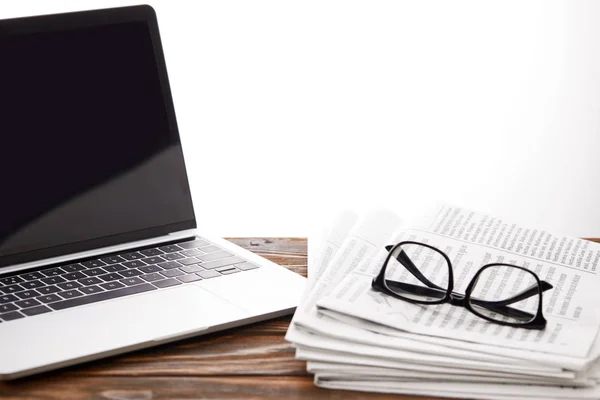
305,361,592,386
310,371,590,386
317,307,600,371
306,221,326,283
290,310,572,371
287,325,570,377
298,348,573,380
303,358,576,382
301,353,544,378
317,204,600,358
287,208,402,337
307,210,358,291
313,378,600,400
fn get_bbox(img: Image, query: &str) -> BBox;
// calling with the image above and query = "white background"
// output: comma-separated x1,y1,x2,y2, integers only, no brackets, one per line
3,1,600,237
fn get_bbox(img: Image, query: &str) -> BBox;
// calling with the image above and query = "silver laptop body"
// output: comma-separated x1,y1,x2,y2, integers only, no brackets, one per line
0,5,305,379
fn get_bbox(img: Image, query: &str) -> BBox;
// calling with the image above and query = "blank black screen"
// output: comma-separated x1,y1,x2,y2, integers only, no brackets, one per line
0,20,195,263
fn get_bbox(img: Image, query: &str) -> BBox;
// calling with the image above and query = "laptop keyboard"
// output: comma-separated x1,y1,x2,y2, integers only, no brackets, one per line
0,237,260,323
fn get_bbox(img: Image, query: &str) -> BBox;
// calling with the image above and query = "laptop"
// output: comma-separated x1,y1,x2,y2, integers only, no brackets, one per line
0,5,305,379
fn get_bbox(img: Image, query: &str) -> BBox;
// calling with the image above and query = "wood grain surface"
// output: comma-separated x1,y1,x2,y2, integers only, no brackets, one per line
12,236,582,399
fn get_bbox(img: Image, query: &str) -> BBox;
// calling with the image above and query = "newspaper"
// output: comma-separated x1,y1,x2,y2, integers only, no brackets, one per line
317,204,600,358
287,203,600,398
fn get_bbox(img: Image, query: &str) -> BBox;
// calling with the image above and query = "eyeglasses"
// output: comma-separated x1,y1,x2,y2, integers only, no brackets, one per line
371,241,553,329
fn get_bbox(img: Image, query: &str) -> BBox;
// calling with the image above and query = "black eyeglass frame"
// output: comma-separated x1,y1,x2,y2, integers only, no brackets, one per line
372,241,551,330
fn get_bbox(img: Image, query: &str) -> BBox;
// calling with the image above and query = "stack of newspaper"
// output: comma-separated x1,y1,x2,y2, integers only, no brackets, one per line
285,204,600,399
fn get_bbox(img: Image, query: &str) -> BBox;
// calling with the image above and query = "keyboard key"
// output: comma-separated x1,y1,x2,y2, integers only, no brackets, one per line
82,268,106,277
153,279,181,288
196,270,222,279
41,267,65,277
79,285,104,295
99,255,126,264
141,273,163,282
216,267,240,275
200,257,245,270
21,305,51,316
198,245,221,253
197,251,234,262
37,286,61,295
177,274,202,283
99,273,123,282
179,239,210,249
180,249,204,257
49,283,156,311
20,280,46,289
78,277,102,286
61,263,86,273
122,260,146,269
157,261,181,270
81,260,106,268
41,276,66,285
139,265,162,273
0,304,18,313
63,272,86,281
100,281,125,291
103,264,127,273
160,269,184,278
180,265,203,274
141,256,164,264
235,262,260,271
1,284,24,294
120,277,144,286
0,311,24,321
163,253,184,261
0,276,24,285
120,269,144,277
15,289,41,299
121,252,144,260
21,272,45,281
139,248,164,257
37,294,62,304
0,294,18,304
58,290,83,299
177,257,201,266
57,282,82,290
158,244,183,253
179,249,204,257
15,299,41,308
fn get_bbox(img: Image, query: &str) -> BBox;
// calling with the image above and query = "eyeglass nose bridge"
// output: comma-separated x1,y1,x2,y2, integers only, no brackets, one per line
448,292,467,307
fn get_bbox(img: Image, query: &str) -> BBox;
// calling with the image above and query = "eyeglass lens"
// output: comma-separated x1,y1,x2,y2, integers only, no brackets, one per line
468,265,540,325
384,243,450,303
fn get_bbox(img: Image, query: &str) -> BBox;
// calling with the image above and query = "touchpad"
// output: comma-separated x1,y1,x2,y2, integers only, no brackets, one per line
0,285,249,376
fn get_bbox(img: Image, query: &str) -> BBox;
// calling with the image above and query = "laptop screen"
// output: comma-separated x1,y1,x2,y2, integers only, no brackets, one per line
0,9,196,267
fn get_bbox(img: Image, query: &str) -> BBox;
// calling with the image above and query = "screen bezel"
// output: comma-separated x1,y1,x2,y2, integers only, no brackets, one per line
0,5,197,268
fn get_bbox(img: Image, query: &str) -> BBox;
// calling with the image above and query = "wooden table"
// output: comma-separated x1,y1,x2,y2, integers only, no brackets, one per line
0,238,444,399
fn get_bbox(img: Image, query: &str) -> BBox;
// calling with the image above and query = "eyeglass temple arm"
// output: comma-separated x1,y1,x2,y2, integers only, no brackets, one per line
385,245,445,291
470,301,533,321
